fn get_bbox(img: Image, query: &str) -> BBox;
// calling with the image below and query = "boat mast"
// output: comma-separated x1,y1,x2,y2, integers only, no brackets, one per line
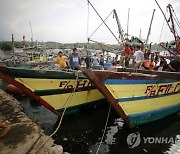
146,9,156,44
167,4,180,55
113,9,126,46
139,29,142,39
29,21,33,47
12,34,15,65
155,0,180,55
126,8,130,40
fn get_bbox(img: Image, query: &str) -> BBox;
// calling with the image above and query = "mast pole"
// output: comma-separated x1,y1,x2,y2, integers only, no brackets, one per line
12,34,15,65
167,4,180,54
127,8,130,39
146,9,156,44
29,21,33,47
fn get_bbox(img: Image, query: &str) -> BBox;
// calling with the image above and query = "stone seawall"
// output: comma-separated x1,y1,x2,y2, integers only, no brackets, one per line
0,89,68,154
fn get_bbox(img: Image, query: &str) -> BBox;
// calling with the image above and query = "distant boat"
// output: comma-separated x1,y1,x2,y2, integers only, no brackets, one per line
82,68,180,128
0,66,104,115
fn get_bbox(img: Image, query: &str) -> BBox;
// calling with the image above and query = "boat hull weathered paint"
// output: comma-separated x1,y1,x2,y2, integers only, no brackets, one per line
82,69,180,127
0,66,104,115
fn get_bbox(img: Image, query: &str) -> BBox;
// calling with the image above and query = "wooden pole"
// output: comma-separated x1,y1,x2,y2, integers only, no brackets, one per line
127,8,130,39
146,9,156,44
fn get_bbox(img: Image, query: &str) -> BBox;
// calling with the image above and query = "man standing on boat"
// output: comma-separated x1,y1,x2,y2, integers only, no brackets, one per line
54,51,68,70
69,48,81,70
133,45,144,69
119,43,132,67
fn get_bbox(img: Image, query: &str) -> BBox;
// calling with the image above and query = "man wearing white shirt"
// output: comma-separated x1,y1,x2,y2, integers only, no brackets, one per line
133,45,144,69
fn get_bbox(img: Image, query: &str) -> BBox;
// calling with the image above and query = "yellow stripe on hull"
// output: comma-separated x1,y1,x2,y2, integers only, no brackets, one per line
105,81,180,116
119,93,180,115
106,81,180,99
15,78,104,110
16,78,93,91
41,89,104,110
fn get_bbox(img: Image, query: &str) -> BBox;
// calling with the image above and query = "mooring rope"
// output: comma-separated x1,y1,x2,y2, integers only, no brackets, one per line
27,72,80,154
95,105,111,154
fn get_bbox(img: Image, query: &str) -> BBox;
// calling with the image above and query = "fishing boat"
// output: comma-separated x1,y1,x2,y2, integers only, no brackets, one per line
82,69,180,127
0,66,104,115
81,1,180,128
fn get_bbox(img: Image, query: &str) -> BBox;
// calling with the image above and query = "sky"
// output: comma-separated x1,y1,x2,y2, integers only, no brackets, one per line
0,0,179,44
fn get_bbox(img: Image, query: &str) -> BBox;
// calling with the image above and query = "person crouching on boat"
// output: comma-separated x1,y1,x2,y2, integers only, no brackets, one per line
133,45,144,69
69,48,81,70
54,51,68,70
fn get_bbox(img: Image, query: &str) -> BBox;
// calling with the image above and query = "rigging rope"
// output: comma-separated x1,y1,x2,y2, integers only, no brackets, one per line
158,9,167,43
88,10,114,39
87,0,121,45
173,16,180,29
95,105,111,154
171,6,180,29
28,72,80,154
154,0,172,32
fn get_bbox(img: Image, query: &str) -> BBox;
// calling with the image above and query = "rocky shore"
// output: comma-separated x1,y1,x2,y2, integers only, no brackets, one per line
0,89,68,154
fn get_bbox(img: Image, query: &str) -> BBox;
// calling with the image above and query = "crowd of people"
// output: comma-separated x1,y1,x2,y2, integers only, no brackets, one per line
54,45,180,72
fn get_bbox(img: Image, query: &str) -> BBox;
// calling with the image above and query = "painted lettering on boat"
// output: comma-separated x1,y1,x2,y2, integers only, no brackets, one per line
145,82,180,96
59,79,94,89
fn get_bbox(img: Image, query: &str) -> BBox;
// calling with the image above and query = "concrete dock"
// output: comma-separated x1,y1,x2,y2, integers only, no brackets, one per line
0,89,68,154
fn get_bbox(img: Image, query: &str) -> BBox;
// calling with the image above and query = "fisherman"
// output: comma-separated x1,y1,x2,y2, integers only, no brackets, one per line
99,55,104,66
119,43,132,67
133,45,144,69
92,54,99,66
69,48,81,70
54,51,68,70
85,52,92,69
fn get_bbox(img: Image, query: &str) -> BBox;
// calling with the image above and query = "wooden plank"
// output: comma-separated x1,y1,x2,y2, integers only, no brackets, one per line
82,69,133,128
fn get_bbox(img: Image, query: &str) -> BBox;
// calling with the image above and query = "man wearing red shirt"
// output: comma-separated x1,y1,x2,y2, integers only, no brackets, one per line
124,43,132,67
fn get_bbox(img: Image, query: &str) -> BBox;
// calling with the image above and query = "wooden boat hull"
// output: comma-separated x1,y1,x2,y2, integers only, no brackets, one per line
82,69,180,127
105,78,180,126
0,66,104,115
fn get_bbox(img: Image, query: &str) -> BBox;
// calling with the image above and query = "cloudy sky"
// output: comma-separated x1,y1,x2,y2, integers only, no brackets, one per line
0,0,179,44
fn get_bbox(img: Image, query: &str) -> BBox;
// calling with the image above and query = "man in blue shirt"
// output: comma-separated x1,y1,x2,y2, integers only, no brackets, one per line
69,48,81,70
